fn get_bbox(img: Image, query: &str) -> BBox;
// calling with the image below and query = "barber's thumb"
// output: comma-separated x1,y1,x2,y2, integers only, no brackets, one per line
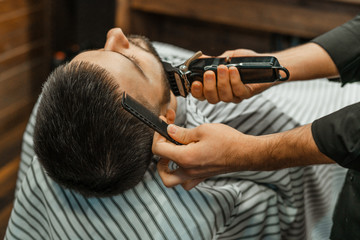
167,124,195,145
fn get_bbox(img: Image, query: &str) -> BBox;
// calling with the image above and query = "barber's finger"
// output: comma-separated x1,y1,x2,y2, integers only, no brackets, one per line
153,130,166,144
152,120,178,157
167,124,200,145
229,67,246,102
152,125,199,163
152,130,178,157
203,71,219,104
157,158,192,188
181,178,206,190
191,81,205,100
217,65,233,102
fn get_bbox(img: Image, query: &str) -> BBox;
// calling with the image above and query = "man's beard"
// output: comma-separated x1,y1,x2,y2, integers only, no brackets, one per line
128,35,171,105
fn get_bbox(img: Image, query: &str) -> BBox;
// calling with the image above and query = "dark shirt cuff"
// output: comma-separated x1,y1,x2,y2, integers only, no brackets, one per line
312,102,360,171
312,14,360,85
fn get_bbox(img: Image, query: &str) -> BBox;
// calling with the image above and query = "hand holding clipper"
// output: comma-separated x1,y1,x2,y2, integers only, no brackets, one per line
162,51,289,97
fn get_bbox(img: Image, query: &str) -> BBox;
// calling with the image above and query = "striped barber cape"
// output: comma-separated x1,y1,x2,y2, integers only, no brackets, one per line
5,42,360,240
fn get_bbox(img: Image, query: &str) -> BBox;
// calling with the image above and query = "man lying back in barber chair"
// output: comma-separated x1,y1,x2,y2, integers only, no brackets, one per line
5,28,357,240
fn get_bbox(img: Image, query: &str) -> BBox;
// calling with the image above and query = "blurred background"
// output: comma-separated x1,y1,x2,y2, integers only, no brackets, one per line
1,0,360,237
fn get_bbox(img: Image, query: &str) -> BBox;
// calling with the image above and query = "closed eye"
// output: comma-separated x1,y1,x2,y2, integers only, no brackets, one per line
127,54,142,68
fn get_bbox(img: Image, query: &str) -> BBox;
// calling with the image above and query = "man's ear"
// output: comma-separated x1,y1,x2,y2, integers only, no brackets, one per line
164,109,176,124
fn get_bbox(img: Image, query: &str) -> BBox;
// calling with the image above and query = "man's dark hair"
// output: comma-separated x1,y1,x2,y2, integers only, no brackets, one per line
34,62,157,197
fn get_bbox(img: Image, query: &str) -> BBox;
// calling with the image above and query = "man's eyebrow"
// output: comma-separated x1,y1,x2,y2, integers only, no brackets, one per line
105,50,148,80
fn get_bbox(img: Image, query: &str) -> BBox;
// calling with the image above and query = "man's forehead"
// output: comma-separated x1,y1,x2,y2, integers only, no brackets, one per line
71,50,106,62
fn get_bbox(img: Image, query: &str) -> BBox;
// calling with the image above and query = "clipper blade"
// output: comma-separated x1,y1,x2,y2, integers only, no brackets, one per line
162,61,180,96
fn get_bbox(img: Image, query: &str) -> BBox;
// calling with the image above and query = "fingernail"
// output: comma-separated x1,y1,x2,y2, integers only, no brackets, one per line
205,74,212,83
218,67,226,77
193,85,201,93
168,124,177,134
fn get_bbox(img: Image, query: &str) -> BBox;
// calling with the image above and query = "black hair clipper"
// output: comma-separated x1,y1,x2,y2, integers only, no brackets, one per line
162,51,290,97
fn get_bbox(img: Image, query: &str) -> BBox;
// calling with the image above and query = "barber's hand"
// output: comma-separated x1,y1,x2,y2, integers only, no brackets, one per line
191,49,274,103
152,123,259,190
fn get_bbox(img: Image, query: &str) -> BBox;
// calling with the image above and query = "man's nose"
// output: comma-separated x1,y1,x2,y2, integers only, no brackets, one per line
104,28,129,51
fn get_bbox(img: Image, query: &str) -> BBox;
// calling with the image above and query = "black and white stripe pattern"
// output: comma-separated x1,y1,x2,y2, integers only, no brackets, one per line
5,42,360,240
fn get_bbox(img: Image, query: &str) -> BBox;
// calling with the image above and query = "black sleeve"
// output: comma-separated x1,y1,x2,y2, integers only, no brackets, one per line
312,103,360,171
312,14,360,85
310,14,360,170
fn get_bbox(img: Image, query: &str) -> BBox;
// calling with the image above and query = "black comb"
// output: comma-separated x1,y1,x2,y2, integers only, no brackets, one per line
121,93,181,145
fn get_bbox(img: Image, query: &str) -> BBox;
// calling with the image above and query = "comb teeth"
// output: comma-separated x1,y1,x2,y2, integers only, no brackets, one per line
161,61,181,96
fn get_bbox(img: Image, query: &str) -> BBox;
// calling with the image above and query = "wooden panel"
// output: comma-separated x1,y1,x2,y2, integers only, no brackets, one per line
0,156,20,239
0,97,42,169
116,0,131,33
0,26,45,58
0,98,35,136
0,0,50,238
130,0,360,38
129,11,273,55
0,119,27,168
0,203,14,239
0,5,44,35
0,0,39,14
0,60,45,109
0,41,45,72
0,8,45,54
0,156,20,202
